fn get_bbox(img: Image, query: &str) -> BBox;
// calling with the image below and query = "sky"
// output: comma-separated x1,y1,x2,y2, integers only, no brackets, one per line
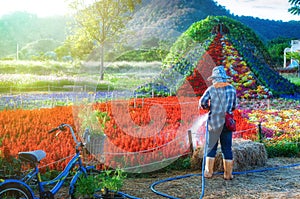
215,0,300,21
0,0,299,22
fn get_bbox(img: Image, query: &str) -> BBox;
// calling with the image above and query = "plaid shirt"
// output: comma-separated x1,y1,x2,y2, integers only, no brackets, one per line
199,84,237,130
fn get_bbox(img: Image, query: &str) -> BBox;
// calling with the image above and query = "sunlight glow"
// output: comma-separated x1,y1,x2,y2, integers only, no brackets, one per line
0,0,68,17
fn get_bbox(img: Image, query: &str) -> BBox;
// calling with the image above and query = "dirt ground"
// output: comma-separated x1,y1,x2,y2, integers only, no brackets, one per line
56,157,300,199
119,157,300,199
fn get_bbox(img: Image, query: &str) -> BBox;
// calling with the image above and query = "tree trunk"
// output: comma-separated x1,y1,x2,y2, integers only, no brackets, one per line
100,44,104,80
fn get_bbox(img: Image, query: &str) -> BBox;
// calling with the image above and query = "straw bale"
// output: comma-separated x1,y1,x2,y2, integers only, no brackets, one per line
190,138,268,172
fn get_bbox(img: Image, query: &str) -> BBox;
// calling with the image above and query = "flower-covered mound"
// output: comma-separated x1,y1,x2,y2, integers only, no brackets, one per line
135,16,300,99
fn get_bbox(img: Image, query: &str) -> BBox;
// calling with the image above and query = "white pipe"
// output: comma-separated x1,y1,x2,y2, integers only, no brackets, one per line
284,48,291,68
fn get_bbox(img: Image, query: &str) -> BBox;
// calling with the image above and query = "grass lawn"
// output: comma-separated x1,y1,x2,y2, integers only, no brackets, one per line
0,60,299,93
282,73,300,86
0,60,162,93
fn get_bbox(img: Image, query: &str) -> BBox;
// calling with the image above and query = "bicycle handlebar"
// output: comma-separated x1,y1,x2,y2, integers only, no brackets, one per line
48,127,59,133
48,124,65,133
48,123,81,147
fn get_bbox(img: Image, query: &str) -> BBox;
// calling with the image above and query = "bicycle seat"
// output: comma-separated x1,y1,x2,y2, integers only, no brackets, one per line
18,150,46,163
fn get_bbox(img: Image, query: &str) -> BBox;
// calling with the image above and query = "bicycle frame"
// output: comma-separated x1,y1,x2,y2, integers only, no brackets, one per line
40,152,93,196
0,123,96,199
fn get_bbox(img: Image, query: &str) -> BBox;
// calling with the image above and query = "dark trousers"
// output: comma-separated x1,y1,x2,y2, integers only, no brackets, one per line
207,125,233,160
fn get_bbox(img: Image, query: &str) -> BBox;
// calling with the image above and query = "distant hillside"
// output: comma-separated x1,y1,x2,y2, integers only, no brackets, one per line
1,0,300,59
0,12,68,58
126,0,300,45
236,16,300,42
125,0,231,45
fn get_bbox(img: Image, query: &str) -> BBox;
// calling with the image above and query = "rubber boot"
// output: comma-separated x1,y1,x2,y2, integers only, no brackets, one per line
204,157,215,178
223,159,233,180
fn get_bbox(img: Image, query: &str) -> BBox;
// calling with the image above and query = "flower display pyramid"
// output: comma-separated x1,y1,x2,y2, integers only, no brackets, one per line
135,16,300,99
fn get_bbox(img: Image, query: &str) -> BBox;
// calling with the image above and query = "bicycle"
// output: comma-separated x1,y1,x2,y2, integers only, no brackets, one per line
0,123,123,199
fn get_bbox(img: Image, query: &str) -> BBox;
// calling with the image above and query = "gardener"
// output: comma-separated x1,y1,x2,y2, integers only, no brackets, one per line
198,65,237,180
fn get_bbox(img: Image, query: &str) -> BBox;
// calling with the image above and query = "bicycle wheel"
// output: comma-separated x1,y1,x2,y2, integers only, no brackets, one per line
0,182,33,199
70,169,105,199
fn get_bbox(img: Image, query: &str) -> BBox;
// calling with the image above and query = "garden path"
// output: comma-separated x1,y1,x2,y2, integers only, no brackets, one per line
56,157,300,199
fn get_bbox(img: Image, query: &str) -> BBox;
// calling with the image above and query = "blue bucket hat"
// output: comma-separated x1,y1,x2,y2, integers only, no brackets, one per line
207,65,230,81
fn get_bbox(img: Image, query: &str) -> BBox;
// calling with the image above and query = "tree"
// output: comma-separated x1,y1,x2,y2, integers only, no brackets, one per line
67,0,141,80
288,0,300,15
266,37,293,68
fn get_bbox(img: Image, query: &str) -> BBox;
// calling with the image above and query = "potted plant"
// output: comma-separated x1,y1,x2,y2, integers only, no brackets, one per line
77,106,109,156
100,168,127,198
